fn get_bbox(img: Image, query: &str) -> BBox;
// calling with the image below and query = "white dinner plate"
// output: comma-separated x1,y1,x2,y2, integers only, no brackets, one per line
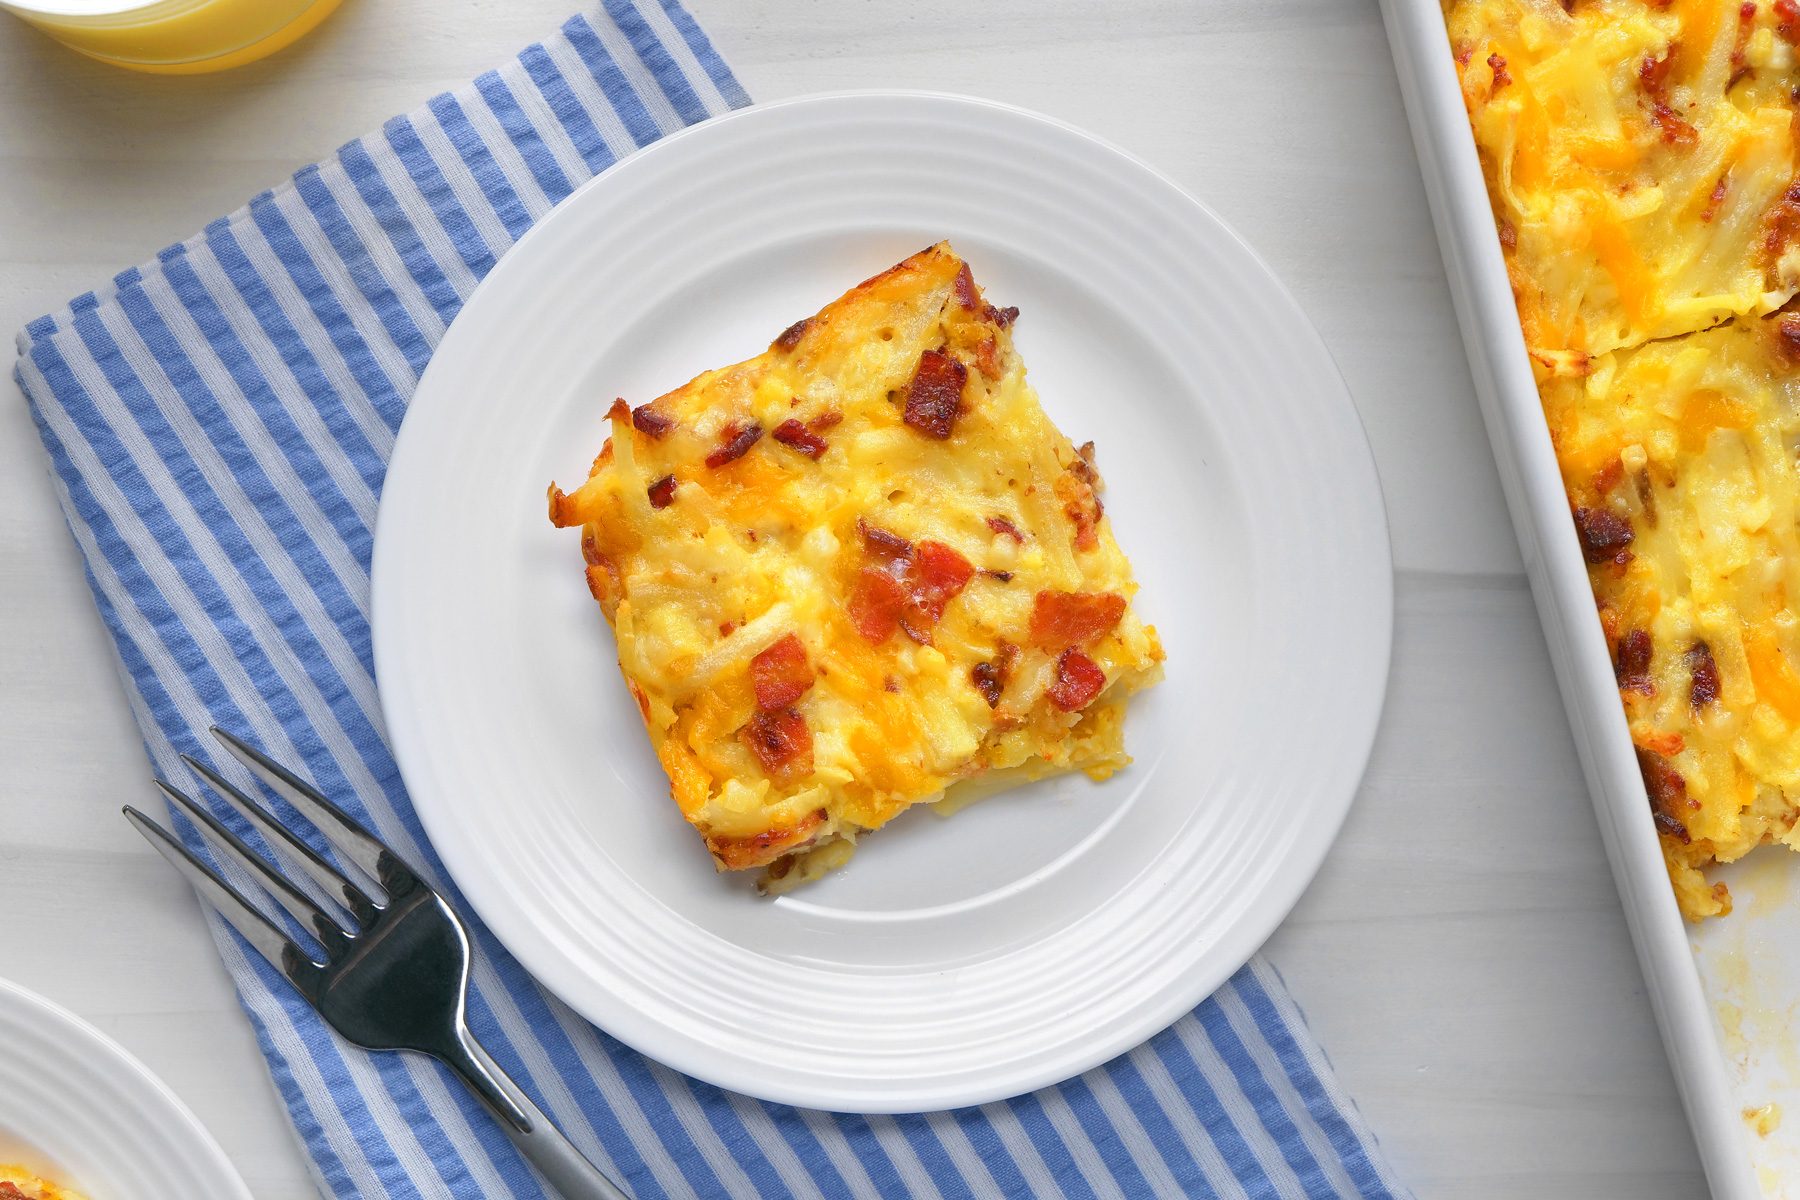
373,92,1393,1113
0,977,250,1199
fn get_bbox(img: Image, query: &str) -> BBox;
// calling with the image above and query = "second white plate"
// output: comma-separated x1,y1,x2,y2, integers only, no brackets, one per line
372,92,1393,1112
0,976,250,1200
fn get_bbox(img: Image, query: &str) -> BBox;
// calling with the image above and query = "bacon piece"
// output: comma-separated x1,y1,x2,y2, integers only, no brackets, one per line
1636,747,1691,842
1573,507,1634,566
751,634,813,712
1779,312,1800,362
711,808,825,870
974,336,1002,380
900,541,974,643
1030,591,1127,647
983,568,1014,582
850,568,907,642
1591,458,1624,497
1056,470,1104,552
742,708,814,781
985,303,1020,328
1047,648,1106,712
633,405,675,438
705,421,764,469
1766,178,1800,259
647,474,677,509
774,318,811,350
953,262,980,310
1637,52,1697,143
912,540,973,608
1616,629,1655,696
772,418,829,459
1634,470,1658,528
1651,102,1698,147
1688,642,1721,709
1454,41,1474,67
902,349,967,439
1072,441,1100,488
1498,219,1518,251
971,662,1004,707
1780,0,1800,43
987,515,1024,542
850,526,972,643
859,520,914,563
1732,3,1757,83
1702,175,1729,223
810,410,844,432
971,641,1019,708
971,661,1003,707
1487,52,1511,91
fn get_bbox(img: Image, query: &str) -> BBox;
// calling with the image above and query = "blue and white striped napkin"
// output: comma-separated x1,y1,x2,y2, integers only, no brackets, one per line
12,5,1411,1197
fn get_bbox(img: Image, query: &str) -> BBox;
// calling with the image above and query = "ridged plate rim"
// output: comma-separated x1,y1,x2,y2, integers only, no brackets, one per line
0,975,252,1199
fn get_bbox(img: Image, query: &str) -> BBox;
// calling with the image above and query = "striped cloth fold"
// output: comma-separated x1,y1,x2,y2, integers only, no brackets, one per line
10,5,1411,1197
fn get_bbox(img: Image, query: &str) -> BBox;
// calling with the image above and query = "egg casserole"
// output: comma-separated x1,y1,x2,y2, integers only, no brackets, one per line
0,1169,85,1200
1449,0,1800,918
547,243,1163,889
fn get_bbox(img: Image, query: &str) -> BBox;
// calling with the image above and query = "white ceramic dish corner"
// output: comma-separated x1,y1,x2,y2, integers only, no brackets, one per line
0,976,252,1200
1379,4,1796,1196
372,92,1394,1113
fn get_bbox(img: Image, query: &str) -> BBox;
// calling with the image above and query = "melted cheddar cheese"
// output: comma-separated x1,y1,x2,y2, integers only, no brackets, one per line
548,244,1163,887
1451,0,1800,919
1450,0,1800,357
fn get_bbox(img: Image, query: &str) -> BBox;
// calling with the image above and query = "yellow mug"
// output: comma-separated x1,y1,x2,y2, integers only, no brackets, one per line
1,0,344,74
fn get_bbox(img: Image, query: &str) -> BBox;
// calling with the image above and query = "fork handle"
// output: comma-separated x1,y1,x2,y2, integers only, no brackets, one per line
438,1029,631,1200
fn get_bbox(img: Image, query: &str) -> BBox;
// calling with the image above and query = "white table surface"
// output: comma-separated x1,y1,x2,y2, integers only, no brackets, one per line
0,1,1710,1196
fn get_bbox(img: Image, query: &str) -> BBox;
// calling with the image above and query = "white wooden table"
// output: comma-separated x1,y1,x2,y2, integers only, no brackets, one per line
0,1,1708,1195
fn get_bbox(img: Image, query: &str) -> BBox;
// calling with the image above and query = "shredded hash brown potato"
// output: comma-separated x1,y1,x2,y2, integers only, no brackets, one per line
1449,0,1800,918
548,243,1163,888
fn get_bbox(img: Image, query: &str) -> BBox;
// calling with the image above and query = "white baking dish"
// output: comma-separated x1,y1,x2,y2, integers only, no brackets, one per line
1379,3,1797,1196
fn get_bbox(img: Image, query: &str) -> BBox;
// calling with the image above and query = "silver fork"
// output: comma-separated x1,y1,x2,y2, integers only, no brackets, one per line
125,726,628,1200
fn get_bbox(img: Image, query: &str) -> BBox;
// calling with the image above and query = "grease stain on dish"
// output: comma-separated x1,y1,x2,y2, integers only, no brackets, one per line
1696,873,1800,1193
1745,1104,1784,1139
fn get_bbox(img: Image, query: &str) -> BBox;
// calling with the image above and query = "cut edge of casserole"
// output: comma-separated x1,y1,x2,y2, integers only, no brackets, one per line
1447,0,1800,919
547,242,1164,890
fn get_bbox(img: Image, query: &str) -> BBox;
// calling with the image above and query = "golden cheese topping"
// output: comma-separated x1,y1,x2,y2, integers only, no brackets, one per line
1448,0,1800,357
1451,0,1800,919
1548,319,1800,918
548,243,1163,887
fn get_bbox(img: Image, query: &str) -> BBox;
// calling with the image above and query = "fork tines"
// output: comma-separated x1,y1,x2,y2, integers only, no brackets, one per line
125,727,390,985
